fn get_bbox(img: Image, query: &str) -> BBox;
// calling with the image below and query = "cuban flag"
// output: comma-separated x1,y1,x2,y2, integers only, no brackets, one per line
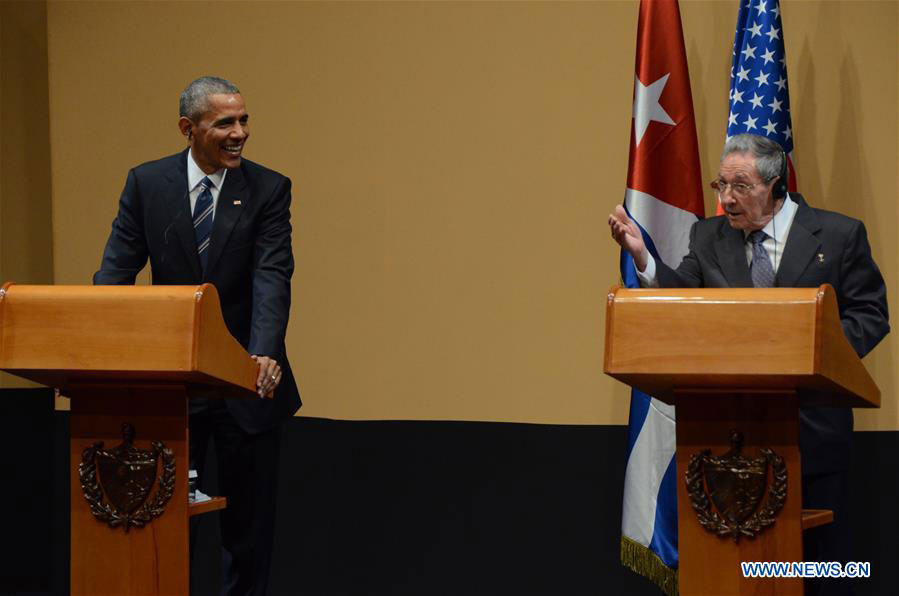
720,0,796,216
619,1,704,594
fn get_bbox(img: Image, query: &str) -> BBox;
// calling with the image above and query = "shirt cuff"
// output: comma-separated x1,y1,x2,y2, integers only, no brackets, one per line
635,254,659,288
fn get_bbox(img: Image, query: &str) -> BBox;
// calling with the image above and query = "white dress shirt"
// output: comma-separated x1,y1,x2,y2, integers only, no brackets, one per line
187,149,227,219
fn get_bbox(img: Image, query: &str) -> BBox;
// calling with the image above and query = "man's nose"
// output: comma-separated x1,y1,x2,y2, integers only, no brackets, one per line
718,193,735,206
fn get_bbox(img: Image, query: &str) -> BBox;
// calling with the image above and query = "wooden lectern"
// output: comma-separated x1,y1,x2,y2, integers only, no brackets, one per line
0,282,258,595
604,285,879,596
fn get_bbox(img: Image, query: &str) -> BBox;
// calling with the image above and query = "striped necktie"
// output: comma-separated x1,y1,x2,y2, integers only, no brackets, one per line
193,177,214,274
748,230,775,288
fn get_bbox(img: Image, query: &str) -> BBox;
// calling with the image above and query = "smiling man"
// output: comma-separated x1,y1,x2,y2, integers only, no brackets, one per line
94,76,300,595
609,132,888,594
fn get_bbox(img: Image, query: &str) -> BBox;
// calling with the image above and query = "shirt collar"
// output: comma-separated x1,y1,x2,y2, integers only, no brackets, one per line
187,149,227,192
745,193,797,244
764,193,797,244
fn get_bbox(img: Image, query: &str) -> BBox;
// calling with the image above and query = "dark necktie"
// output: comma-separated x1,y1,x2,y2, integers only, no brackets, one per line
749,230,775,287
193,177,214,274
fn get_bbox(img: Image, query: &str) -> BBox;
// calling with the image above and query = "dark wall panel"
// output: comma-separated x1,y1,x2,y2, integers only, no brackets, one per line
1,395,895,595
0,389,55,594
193,419,659,596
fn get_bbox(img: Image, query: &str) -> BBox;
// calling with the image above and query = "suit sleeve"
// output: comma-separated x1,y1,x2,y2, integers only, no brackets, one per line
837,219,889,358
248,176,294,359
93,169,148,285
656,221,704,288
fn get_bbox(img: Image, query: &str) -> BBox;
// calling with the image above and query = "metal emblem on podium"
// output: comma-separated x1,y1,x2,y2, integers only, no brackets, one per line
685,431,786,541
79,423,176,531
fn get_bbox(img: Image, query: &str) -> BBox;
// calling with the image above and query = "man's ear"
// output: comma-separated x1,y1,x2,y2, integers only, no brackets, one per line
178,117,194,141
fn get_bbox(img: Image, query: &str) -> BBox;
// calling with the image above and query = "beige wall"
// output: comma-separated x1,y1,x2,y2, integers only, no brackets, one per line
9,0,894,428
1,0,54,388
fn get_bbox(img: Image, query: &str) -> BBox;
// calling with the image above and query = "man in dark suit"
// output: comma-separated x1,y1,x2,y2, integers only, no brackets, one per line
609,133,888,595
94,76,301,595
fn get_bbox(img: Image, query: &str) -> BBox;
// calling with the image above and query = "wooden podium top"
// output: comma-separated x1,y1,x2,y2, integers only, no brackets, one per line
603,284,879,408
0,282,257,398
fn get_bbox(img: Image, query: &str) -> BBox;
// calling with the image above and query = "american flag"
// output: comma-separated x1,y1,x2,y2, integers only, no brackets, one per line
727,0,797,190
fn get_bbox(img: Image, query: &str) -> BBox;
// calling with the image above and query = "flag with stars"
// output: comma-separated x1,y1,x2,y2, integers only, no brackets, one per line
726,0,797,189
619,1,704,595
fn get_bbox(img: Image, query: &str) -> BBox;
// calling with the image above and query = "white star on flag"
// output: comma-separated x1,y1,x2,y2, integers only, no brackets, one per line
750,92,764,109
763,119,778,135
744,114,758,130
632,73,676,146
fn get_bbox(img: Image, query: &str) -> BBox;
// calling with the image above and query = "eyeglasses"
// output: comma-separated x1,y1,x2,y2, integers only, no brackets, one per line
709,179,763,198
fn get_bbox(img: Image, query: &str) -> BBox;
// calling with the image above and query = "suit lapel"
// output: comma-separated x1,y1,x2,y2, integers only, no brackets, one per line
714,222,753,287
164,150,203,279
776,194,822,287
205,165,249,277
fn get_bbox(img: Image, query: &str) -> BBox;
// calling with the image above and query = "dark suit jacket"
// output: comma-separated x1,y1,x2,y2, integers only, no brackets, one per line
656,194,889,474
94,148,301,434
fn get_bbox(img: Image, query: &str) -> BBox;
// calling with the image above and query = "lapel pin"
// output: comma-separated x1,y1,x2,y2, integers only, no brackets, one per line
817,253,825,263
233,200,242,205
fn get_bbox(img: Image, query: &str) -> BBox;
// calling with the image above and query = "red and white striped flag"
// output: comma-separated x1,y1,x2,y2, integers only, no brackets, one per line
619,1,704,594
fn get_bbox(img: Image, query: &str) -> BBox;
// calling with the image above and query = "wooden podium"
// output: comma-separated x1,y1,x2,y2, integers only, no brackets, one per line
604,284,879,596
0,282,258,595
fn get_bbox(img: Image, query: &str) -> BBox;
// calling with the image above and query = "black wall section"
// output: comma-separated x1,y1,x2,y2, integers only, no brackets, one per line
0,389,55,594
846,431,899,595
2,393,896,595
194,418,660,596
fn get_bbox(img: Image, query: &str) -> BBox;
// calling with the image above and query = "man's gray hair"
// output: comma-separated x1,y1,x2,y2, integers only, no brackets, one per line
721,133,785,182
179,76,241,121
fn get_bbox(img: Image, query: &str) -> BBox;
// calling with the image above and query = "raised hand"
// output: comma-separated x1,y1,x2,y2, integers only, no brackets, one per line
608,204,649,272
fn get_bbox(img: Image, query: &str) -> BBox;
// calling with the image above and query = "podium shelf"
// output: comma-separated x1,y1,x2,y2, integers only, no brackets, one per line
189,497,227,517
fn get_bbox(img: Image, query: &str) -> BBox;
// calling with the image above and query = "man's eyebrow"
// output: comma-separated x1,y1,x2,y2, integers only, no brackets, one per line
213,114,249,126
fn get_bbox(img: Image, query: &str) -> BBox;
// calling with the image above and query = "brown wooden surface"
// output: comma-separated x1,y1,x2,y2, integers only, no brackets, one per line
813,285,880,407
676,391,803,596
194,285,258,396
601,285,882,595
0,284,257,595
69,387,189,596
603,285,879,408
801,509,833,531
189,497,228,517
0,283,256,397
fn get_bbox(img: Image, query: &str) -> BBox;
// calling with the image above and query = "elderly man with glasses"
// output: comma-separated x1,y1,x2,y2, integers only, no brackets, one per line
609,132,888,595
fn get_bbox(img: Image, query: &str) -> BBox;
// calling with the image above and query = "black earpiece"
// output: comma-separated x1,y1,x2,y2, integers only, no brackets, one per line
773,149,788,199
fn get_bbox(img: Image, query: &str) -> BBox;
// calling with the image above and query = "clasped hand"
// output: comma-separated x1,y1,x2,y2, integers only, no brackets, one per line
251,355,281,398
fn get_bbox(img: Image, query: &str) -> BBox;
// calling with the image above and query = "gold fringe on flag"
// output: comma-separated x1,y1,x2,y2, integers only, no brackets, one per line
620,535,678,596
